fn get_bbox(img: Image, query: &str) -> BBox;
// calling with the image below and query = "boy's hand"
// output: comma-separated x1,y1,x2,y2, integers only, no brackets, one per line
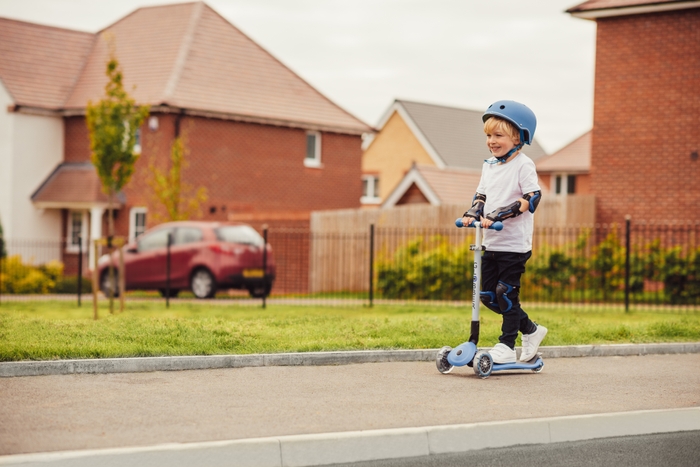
480,217,493,229
462,216,474,226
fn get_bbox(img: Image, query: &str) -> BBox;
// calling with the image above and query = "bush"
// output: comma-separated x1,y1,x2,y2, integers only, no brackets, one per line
0,256,64,294
376,235,471,300
54,276,94,294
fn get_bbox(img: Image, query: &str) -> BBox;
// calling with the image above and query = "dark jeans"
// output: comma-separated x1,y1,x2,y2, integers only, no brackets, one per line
481,250,536,349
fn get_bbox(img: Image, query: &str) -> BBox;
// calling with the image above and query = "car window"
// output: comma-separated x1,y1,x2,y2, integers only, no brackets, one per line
137,228,173,252
215,225,264,247
175,227,203,245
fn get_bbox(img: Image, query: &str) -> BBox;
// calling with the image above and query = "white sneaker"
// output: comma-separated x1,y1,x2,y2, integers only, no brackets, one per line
490,343,516,364
520,325,548,362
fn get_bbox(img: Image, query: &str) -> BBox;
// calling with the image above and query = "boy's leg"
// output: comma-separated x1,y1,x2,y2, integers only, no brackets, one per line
479,251,501,313
495,252,535,349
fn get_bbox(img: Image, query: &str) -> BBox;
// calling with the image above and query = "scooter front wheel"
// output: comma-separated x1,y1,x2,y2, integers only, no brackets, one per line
473,350,493,379
436,346,454,374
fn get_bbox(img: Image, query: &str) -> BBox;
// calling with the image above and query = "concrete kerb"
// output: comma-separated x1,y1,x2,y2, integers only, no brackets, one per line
1,343,699,378
1,408,698,467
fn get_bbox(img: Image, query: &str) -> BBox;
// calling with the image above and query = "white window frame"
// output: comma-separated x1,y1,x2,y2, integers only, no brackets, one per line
361,174,381,205
65,210,88,253
553,173,576,196
129,207,148,242
134,128,142,155
304,131,322,168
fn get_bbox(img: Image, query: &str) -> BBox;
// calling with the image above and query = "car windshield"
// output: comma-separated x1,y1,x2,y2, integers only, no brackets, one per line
215,225,264,247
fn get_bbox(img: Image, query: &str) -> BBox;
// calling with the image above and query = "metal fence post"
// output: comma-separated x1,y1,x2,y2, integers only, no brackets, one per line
77,235,82,307
624,215,631,312
369,224,374,307
166,232,172,309
262,226,268,309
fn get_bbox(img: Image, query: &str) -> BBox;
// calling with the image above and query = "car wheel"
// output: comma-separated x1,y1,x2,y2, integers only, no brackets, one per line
158,288,180,298
100,269,120,298
190,269,216,299
248,281,272,298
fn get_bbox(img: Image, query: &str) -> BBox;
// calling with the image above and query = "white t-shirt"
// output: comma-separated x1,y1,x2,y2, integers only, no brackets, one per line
476,153,541,253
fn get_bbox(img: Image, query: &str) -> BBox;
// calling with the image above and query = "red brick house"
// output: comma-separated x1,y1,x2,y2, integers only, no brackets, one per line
0,2,370,271
567,0,700,224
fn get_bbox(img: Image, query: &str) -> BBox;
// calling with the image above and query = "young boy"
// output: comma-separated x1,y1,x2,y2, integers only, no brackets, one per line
462,100,547,364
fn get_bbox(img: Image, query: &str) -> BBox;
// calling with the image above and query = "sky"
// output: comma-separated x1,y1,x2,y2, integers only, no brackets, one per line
0,0,597,154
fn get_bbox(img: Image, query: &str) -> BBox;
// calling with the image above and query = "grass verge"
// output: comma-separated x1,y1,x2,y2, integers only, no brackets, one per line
1,301,699,361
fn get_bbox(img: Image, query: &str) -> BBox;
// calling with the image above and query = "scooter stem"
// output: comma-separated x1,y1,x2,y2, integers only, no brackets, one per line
470,223,482,344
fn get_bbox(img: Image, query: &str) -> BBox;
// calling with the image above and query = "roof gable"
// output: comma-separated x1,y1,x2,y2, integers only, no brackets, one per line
383,164,481,207
536,131,591,173
62,2,369,134
376,100,548,171
0,18,94,109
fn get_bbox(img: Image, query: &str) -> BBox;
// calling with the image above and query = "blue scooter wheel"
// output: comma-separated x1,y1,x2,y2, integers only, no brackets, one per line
473,350,493,379
436,346,454,374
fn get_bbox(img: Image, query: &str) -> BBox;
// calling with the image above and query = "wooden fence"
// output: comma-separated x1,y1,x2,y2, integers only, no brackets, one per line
308,196,596,293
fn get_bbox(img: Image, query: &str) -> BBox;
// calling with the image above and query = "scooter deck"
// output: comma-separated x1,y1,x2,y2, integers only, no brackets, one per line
492,356,543,372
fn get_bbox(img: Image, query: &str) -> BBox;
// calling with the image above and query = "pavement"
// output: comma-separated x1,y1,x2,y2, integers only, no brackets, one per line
1,344,699,466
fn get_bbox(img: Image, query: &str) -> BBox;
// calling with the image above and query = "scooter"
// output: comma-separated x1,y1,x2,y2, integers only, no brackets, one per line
435,219,544,379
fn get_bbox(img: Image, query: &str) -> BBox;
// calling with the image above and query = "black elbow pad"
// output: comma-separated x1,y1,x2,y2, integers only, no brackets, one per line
523,191,542,213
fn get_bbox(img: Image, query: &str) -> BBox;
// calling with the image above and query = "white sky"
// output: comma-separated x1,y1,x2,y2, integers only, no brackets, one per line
0,0,597,153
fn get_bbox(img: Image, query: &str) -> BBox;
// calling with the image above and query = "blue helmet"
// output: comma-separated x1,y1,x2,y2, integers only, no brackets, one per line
482,100,537,146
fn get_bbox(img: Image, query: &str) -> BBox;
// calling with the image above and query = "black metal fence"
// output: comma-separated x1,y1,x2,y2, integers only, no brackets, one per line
1,221,699,311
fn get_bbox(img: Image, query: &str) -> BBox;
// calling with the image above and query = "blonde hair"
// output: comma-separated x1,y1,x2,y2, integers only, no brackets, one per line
483,117,520,145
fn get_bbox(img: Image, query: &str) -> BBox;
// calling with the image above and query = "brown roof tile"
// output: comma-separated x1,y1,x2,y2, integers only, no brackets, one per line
0,18,94,109
31,162,125,206
416,165,482,205
63,2,370,134
535,131,591,173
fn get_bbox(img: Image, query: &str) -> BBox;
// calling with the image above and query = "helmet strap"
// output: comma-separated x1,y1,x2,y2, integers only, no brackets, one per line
484,143,523,165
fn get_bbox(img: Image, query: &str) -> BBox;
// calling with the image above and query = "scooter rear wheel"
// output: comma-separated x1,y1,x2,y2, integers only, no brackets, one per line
436,346,454,374
532,360,544,373
473,350,493,379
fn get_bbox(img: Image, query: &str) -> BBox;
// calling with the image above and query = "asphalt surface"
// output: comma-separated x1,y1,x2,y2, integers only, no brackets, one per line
1,353,699,460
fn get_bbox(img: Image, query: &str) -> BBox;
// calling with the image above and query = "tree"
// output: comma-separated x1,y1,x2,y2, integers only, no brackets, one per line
86,52,149,240
86,50,148,313
147,136,208,222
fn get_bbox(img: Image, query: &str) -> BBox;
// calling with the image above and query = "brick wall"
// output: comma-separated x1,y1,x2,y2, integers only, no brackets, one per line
591,9,700,225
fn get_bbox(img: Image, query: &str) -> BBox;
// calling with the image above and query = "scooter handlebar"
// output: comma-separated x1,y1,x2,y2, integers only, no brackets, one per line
455,218,503,231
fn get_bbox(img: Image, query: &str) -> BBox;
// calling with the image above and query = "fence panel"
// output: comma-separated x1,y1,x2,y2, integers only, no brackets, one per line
2,221,698,310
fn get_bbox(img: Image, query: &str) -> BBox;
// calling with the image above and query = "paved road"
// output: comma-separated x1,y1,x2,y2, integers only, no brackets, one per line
1,353,699,457
320,431,700,467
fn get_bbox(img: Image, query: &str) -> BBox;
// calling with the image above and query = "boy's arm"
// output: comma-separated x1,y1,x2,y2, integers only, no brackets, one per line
462,193,486,225
485,191,542,223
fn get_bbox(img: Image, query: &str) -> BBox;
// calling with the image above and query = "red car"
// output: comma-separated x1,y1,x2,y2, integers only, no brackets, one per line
98,221,275,298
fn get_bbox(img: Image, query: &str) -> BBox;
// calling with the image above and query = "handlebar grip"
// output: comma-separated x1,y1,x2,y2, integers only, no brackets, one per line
455,218,503,231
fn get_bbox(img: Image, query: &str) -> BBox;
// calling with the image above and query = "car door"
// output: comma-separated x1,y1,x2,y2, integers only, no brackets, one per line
128,227,173,289
169,227,204,287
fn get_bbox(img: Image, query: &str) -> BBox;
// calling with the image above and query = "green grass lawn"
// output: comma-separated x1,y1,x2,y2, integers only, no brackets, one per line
1,300,699,361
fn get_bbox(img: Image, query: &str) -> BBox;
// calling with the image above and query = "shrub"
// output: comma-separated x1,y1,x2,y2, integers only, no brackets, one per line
0,256,64,294
376,235,471,300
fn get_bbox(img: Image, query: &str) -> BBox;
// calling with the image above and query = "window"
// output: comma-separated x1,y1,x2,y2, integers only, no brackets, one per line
66,210,87,253
174,227,203,245
137,228,172,252
134,128,142,154
129,207,147,242
215,225,264,247
304,131,322,167
361,175,381,204
553,174,576,195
